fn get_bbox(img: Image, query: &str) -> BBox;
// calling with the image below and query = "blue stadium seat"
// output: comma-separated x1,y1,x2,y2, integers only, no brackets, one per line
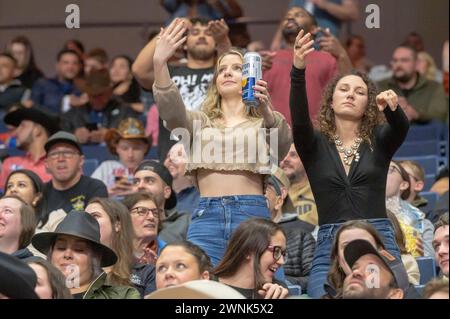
83,158,99,176
287,285,302,296
414,284,425,296
405,123,441,142
416,257,437,285
423,174,436,192
394,155,440,176
419,192,439,212
81,144,116,163
395,141,441,157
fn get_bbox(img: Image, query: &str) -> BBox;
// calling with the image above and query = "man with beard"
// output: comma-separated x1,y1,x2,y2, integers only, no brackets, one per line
133,160,191,244
263,6,350,126
41,131,107,219
342,239,408,299
280,144,318,226
377,45,447,123
0,107,60,186
133,17,231,161
30,49,82,115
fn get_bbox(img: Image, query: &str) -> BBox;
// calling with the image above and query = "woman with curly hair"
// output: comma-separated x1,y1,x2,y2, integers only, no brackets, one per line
289,30,410,298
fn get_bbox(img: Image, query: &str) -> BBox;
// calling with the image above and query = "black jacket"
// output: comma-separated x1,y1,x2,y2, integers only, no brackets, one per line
278,213,316,292
0,80,28,111
159,209,191,244
131,263,156,298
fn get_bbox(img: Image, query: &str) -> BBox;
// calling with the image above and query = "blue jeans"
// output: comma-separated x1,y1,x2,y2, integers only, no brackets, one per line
187,195,270,267
307,218,401,299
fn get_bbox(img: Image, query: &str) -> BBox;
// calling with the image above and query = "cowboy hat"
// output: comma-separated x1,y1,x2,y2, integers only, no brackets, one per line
31,210,118,267
104,117,152,156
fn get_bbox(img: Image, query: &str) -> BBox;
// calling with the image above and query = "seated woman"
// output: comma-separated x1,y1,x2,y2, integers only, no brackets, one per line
386,160,434,257
31,210,141,299
154,241,212,290
386,210,420,286
123,192,166,266
92,118,152,198
3,169,67,237
110,55,145,113
4,169,43,224
25,256,72,299
212,218,289,299
0,195,35,259
86,197,156,297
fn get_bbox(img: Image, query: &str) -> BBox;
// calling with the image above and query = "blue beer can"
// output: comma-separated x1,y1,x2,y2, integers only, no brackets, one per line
242,52,262,107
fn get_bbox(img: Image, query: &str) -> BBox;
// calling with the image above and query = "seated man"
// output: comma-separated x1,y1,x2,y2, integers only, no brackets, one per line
62,69,140,144
1,107,60,186
433,213,449,280
42,131,108,224
265,166,315,293
92,117,152,198
0,53,28,112
280,144,318,226
163,143,199,215
133,160,191,244
342,239,409,299
30,49,82,115
377,45,447,123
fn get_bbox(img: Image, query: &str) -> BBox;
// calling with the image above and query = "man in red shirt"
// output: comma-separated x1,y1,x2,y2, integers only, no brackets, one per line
264,7,351,126
0,107,60,187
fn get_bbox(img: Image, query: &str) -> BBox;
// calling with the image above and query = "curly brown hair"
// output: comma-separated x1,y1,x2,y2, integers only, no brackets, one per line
318,71,385,147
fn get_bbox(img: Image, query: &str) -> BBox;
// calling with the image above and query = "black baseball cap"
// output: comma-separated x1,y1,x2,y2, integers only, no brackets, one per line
44,131,83,155
344,239,409,292
135,160,177,210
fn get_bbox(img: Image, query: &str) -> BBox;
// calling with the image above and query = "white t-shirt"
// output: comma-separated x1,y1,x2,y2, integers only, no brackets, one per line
91,160,133,188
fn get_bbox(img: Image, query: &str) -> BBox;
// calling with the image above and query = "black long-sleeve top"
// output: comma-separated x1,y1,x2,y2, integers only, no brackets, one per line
290,66,409,225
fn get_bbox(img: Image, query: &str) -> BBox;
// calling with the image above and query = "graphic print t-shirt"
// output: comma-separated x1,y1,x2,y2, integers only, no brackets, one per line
43,175,108,214
158,65,214,161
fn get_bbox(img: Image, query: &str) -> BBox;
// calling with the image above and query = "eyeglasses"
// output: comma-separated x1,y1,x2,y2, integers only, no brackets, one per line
388,165,401,175
407,173,420,182
266,245,287,262
130,206,160,218
47,150,79,160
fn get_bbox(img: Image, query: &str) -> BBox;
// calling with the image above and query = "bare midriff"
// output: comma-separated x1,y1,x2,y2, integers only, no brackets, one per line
196,169,264,197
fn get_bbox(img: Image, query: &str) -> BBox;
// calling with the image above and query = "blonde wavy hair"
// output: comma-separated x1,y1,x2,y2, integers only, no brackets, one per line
318,70,385,147
417,51,438,81
201,49,261,121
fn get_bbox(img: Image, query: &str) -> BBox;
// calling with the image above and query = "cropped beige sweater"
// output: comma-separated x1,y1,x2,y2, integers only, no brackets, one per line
153,81,292,175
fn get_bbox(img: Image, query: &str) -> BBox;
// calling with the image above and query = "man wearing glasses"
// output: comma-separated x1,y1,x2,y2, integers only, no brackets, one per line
42,131,108,219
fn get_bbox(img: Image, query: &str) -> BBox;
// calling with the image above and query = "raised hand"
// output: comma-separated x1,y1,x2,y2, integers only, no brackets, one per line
153,18,187,65
376,89,398,112
208,18,229,44
293,30,315,69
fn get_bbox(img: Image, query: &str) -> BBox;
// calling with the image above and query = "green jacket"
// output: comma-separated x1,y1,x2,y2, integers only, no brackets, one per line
377,74,448,123
83,272,141,299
